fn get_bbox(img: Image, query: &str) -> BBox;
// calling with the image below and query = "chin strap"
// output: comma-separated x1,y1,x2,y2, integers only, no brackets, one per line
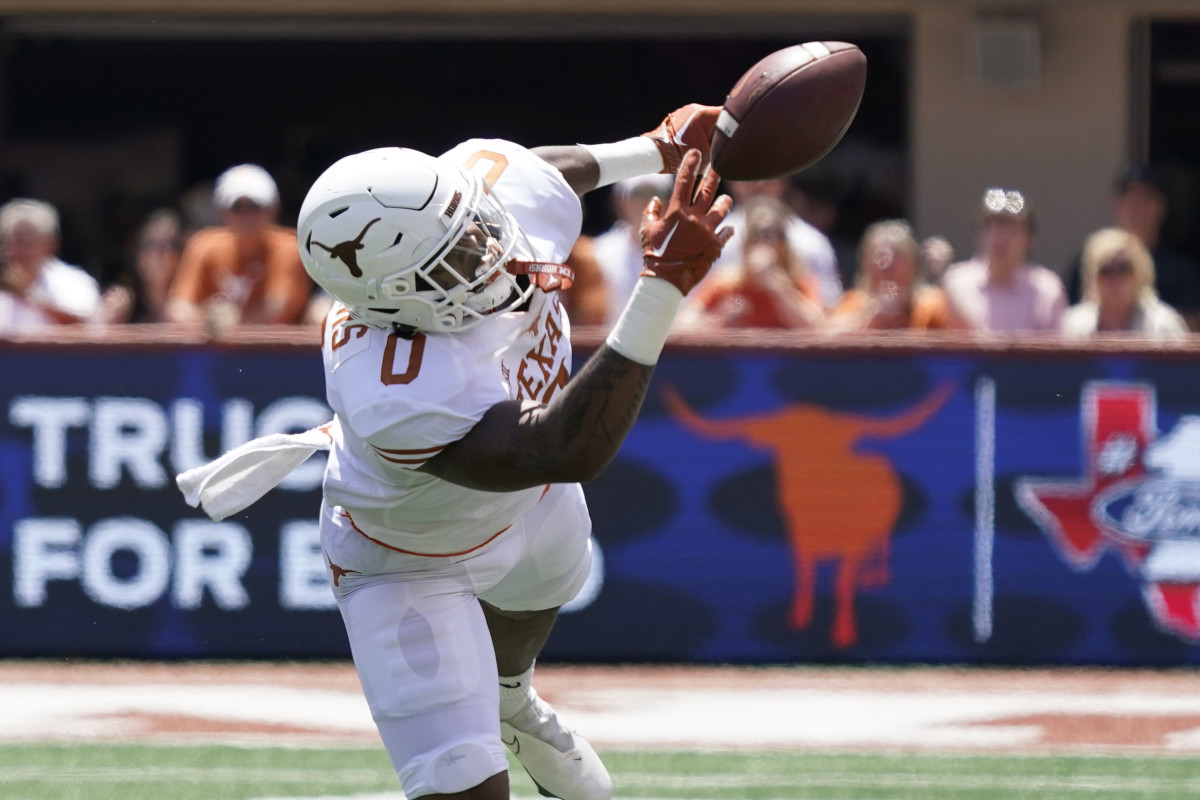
507,260,574,292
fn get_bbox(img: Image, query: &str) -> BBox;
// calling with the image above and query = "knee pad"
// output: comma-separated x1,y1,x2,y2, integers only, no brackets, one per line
396,736,508,798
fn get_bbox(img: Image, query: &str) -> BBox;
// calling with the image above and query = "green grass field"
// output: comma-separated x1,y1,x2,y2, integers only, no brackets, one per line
3,744,1199,800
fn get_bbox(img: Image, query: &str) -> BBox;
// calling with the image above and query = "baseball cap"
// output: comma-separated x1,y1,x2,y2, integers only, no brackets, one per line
213,164,279,210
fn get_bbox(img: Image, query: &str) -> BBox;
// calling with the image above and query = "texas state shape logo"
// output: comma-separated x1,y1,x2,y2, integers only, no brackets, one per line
1016,381,1200,641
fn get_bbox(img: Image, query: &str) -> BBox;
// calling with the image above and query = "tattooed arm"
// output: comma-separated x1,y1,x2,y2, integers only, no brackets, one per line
420,150,730,492
420,348,653,491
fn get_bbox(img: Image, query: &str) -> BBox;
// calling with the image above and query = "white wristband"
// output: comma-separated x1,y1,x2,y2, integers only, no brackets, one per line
581,138,665,189
605,277,684,365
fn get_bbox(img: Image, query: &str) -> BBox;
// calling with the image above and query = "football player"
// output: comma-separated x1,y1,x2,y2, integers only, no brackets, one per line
180,104,730,800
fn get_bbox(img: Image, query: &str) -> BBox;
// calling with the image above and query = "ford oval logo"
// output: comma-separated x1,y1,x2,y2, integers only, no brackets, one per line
1092,478,1200,543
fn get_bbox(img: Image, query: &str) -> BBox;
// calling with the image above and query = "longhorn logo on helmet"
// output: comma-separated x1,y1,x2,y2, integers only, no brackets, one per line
312,217,381,278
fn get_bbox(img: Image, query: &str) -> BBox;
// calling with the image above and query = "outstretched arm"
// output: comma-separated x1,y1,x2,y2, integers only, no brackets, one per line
532,103,721,195
421,150,733,491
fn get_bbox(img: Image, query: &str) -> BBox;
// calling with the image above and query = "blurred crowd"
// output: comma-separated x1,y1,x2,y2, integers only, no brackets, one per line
0,163,328,337
564,162,1197,340
2,161,1197,341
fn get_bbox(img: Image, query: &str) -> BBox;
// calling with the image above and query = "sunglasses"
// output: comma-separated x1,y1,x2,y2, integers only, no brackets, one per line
1098,257,1133,278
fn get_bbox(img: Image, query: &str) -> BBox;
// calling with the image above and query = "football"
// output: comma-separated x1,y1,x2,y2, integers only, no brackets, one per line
710,42,868,181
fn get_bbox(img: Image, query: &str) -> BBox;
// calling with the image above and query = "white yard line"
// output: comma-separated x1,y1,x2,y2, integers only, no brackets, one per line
3,678,1200,753
558,686,1200,751
7,663,1200,800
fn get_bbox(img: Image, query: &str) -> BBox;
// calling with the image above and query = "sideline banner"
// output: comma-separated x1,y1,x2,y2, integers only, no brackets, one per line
2,335,1200,666
0,343,342,657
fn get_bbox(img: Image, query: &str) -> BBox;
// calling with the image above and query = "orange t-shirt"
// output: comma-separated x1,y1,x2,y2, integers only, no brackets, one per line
690,270,822,328
831,285,950,330
170,225,311,323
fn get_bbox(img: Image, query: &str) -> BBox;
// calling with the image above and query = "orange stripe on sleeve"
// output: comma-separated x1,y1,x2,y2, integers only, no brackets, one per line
371,443,446,466
372,444,445,456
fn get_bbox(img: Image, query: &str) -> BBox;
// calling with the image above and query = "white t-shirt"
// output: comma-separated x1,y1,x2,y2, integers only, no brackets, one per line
1061,298,1189,339
0,257,100,332
942,258,1066,333
320,139,582,555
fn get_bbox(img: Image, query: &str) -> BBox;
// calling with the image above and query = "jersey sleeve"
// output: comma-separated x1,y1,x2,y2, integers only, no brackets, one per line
438,139,583,263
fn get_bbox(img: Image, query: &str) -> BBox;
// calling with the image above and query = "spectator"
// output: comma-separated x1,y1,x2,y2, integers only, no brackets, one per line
676,195,823,330
0,198,100,332
712,177,842,308
942,187,1066,333
828,219,950,331
97,209,183,324
921,235,955,286
1062,226,1188,339
165,163,311,331
591,174,674,324
1066,165,1200,329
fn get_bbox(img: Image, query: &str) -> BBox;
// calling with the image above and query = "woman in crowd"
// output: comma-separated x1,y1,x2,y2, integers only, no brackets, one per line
675,195,824,330
97,209,183,324
1061,226,1188,338
828,219,949,331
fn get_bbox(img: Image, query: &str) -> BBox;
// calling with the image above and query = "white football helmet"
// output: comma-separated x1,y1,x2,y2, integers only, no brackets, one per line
297,147,535,333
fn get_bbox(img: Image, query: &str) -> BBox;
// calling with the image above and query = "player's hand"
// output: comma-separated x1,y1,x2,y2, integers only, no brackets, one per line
642,103,721,175
639,149,733,295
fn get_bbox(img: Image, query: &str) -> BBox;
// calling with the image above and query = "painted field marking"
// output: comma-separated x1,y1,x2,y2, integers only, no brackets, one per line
6,682,1200,752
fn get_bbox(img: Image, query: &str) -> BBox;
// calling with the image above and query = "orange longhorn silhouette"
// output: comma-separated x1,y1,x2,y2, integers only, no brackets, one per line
662,381,953,648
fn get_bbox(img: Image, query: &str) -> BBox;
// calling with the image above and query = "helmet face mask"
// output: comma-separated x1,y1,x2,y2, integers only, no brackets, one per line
298,147,536,333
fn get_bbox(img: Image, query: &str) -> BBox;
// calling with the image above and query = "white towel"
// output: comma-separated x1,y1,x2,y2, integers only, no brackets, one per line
176,423,333,521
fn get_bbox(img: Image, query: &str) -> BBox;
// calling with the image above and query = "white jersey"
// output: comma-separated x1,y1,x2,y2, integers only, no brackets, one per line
319,139,582,556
